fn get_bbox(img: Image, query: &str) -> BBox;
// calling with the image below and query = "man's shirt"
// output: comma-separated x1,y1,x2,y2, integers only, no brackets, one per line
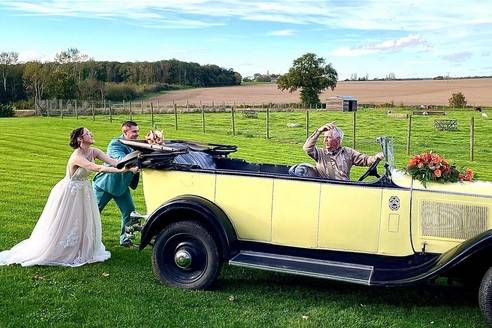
303,130,379,180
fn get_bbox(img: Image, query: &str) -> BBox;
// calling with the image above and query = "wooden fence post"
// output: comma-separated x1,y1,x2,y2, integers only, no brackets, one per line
75,99,78,120
141,100,144,115
266,105,270,139
470,117,475,161
201,104,206,133
109,101,112,123
129,101,133,120
231,105,236,136
174,103,178,130
305,106,310,138
406,115,412,155
60,100,64,119
91,102,95,121
151,102,154,128
352,111,356,149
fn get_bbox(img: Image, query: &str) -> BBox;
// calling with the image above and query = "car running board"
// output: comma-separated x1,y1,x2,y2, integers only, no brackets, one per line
229,251,374,285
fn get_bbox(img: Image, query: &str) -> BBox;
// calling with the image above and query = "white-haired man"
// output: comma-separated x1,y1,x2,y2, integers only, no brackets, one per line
303,121,384,181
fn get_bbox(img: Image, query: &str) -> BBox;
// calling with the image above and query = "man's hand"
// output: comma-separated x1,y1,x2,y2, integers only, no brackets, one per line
375,152,385,160
121,166,140,174
317,121,336,133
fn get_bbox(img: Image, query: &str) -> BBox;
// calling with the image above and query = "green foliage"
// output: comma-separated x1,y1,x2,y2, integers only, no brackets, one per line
104,83,140,101
77,78,104,101
142,83,183,93
23,61,49,102
1,53,242,104
0,103,15,117
12,98,34,109
449,92,467,108
277,53,338,106
44,67,78,99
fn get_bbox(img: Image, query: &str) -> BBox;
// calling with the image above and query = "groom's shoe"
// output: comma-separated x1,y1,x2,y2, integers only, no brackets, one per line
120,239,134,248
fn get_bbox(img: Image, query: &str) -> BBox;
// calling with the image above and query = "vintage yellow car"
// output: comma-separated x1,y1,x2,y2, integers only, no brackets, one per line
120,137,492,325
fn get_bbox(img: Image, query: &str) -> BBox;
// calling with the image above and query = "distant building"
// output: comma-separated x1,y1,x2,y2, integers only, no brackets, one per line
325,96,358,112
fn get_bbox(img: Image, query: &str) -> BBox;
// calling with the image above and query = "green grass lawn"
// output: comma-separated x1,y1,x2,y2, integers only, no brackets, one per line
0,109,491,327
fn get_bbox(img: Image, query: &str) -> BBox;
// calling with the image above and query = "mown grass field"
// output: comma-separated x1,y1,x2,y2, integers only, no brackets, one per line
0,109,491,328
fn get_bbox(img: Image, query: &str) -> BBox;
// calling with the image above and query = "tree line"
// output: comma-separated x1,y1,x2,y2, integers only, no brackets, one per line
0,49,242,105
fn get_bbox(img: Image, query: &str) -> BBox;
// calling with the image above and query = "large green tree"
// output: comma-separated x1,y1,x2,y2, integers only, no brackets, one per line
45,66,78,99
23,61,48,112
0,51,18,93
277,53,338,106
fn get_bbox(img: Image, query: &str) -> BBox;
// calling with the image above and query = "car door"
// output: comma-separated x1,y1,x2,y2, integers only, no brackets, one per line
317,182,383,253
271,179,320,248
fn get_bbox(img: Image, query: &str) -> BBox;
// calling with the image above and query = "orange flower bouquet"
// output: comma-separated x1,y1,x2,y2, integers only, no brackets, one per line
405,152,474,186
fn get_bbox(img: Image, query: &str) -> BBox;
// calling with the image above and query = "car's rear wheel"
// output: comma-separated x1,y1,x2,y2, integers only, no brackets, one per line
152,220,220,290
478,267,492,325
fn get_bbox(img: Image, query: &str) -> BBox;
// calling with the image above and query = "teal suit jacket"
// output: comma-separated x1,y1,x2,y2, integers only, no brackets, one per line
93,135,135,197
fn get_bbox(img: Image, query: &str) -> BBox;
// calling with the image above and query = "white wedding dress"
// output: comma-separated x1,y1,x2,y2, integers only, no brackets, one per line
0,163,111,267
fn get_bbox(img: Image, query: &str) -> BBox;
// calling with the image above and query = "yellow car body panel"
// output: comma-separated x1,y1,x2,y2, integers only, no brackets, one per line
142,166,492,258
377,189,413,256
143,169,215,214
318,184,382,253
410,191,492,254
271,179,319,248
215,175,273,241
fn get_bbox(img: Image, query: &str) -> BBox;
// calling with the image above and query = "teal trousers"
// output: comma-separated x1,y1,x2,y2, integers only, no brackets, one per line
94,186,135,245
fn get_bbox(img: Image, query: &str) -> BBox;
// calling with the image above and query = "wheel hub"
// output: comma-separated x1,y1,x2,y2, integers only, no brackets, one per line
174,249,193,269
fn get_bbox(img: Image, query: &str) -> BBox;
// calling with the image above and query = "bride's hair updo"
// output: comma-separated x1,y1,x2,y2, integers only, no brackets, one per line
70,127,85,149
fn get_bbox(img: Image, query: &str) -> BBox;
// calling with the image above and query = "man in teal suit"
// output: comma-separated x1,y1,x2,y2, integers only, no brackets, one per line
93,121,140,247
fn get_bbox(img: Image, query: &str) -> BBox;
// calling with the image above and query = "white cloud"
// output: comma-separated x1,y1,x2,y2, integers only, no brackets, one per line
1,0,492,32
17,50,54,63
332,48,378,57
268,29,295,37
332,35,428,57
440,52,473,62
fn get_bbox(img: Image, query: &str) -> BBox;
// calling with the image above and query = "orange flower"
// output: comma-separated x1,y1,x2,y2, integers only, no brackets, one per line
464,169,474,181
434,169,442,177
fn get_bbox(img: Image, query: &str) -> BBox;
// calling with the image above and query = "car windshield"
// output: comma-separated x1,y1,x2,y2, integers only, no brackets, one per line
376,136,395,176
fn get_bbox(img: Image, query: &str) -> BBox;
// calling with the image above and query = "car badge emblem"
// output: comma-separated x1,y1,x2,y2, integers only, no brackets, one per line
389,196,400,211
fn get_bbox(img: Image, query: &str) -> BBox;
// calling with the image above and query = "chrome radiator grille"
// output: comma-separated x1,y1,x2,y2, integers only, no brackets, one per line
421,200,489,240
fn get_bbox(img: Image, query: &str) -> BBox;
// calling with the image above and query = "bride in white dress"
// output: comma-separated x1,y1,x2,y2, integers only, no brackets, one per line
0,127,138,267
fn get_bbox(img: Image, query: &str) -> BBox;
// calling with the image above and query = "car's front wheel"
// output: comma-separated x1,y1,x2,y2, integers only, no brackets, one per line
479,267,492,325
152,220,220,290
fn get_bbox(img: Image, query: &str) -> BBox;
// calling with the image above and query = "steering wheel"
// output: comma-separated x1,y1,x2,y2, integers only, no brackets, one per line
358,158,381,182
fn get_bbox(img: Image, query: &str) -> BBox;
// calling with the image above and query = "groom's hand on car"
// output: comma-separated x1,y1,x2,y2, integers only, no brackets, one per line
120,166,139,174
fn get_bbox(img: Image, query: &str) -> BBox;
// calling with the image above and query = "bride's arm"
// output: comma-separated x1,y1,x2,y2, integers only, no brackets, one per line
73,154,128,173
92,147,119,167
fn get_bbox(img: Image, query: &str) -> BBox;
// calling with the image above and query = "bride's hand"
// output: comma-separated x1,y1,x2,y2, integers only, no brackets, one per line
121,166,139,174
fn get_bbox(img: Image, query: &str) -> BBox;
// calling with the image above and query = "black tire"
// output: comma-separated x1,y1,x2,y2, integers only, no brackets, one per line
151,220,221,290
479,267,492,325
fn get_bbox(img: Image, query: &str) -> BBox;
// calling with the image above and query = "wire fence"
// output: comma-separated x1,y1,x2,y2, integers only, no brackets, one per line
34,99,491,167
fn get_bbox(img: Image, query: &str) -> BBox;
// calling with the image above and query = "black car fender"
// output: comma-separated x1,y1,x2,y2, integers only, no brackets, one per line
139,195,238,260
372,230,492,285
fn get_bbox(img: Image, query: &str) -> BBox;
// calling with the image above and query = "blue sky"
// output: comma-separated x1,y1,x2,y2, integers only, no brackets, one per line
1,0,491,80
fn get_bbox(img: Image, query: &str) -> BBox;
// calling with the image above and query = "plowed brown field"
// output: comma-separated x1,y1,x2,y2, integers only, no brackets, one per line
151,78,492,106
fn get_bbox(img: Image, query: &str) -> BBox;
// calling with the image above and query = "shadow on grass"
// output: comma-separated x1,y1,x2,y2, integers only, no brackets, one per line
215,266,478,309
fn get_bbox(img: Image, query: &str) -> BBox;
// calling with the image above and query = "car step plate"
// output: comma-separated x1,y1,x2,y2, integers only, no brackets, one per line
229,251,373,285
